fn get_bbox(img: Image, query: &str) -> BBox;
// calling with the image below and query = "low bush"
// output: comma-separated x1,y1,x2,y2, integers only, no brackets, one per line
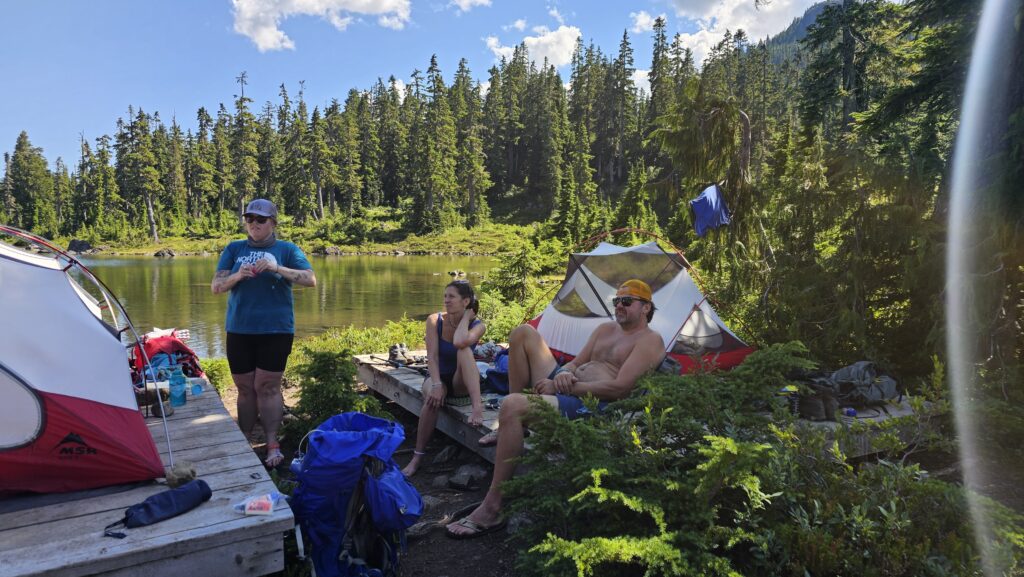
199,357,232,394
504,342,1024,577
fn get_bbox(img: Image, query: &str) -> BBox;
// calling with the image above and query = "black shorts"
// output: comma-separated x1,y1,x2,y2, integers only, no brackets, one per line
226,332,295,374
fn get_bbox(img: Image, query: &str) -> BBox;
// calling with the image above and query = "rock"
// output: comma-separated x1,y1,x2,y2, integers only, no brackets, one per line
394,250,406,256
448,463,489,491
431,445,461,465
507,511,533,535
154,248,176,258
316,245,342,256
431,475,450,489
67,239,93,253
420,494,442,513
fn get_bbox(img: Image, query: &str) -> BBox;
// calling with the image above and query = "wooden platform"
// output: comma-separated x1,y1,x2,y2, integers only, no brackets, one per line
355,353,921,462
355,354,500,464
0,382,293,577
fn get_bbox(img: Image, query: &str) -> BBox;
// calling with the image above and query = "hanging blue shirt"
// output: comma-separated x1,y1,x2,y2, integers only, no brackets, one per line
216,239,312,334
689,184,731,237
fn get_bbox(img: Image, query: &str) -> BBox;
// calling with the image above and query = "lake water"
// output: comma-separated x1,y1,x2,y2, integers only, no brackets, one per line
79,254,497,358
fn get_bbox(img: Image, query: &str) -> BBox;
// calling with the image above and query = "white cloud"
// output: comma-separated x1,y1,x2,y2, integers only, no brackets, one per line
486,25,581,68
450,0,491,13
503,18,527,31
669,0,818,65
548,7,565,25
632,69,650,96
479,80,490,96
232,0,411,52
630,11,665,34
485,35,515,61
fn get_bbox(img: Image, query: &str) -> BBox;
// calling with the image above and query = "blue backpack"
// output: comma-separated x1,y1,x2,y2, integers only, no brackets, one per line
291,413,423,577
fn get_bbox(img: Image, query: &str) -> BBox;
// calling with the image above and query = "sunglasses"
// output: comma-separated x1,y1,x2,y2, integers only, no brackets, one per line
612,296,646,307
244,215,270,224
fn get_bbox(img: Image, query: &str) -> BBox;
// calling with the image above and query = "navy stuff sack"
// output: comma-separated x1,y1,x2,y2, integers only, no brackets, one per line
105,479,212,538
483,349,510,394
365,462,423,533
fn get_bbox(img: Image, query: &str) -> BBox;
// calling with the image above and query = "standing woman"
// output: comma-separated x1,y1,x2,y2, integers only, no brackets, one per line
211,199,316,467
402,280,486,477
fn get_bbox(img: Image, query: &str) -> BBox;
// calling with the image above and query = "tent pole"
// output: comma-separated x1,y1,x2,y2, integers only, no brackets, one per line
571,253,614,319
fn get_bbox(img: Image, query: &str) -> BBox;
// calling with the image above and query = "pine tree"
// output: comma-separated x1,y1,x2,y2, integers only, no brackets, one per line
612,161,660,244
280,85,315,223
212,105,235,227
375,77,407,208
52,158,73,234
450,58,492,227
416,55,461,233
190,108,218,220
481,65,507,198
256,101,283,202
232,72,260,216
8,132,56,235
355,91,381,208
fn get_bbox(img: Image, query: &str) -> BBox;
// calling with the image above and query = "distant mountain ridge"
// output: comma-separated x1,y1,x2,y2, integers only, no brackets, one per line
765,0,833,65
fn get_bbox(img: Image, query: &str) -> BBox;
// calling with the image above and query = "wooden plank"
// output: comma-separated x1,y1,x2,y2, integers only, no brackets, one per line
84,534,284,577
355,354,498,463
0,382,291,577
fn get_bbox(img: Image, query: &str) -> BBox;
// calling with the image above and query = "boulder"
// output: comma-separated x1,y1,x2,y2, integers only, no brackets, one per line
315,245,342,256
154,248,176,258
67,239,93,253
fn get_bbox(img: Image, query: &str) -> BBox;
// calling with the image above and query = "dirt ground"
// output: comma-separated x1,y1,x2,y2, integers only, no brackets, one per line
220,381,519,577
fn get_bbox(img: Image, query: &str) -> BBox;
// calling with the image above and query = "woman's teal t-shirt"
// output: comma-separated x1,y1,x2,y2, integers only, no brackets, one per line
216,240,312,334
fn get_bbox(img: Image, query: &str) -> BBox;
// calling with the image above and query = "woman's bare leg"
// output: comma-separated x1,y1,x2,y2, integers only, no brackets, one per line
454,346,484,426
402,378,439,477
254,369,285,466
233,371,258,438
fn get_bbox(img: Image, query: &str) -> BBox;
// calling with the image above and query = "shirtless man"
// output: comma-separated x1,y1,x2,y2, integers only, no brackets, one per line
445,279,665,539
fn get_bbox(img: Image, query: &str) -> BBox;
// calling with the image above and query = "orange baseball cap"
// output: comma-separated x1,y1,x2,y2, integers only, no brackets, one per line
616,279,652,301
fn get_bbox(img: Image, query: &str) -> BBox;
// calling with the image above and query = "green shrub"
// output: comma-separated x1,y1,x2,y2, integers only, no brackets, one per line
199,357,232,394
504,342,1024,577
280,348,387,442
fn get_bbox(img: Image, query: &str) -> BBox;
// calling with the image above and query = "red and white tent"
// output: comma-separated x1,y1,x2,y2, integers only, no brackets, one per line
529,241,755,373
0,228,164,494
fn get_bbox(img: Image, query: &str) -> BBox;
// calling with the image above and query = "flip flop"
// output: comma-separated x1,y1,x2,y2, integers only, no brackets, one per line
264,442,284,468
478,430,499,447
444,502,506,540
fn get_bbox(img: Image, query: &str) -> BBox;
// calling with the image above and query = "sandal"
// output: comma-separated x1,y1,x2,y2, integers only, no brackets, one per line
264,442,284,468
478,430,499,447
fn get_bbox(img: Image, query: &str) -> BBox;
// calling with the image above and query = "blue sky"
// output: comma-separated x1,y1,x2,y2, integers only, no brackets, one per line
0,0,817,170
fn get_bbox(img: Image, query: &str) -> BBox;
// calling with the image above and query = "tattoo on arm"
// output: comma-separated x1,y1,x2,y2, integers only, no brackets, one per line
212,270,231,292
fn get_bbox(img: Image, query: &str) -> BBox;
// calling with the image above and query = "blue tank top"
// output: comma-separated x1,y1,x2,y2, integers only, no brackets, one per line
437,313,482,376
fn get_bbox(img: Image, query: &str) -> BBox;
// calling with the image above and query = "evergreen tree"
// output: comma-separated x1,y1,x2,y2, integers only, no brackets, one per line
355,90,381,208
612,161,660,244
232,72,261,216
52,158,73,234
256,101,283,202
309,105,338,218
280,85,315,223
189,108,218,220
8,132,56,235
450,59,491,227
415,55,461,232
212,104,235,226
375,77,407,208
481,64,507,199
401,70,427,220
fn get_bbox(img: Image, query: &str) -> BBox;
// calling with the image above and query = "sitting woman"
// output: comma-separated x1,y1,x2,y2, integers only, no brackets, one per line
401,280,486,477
